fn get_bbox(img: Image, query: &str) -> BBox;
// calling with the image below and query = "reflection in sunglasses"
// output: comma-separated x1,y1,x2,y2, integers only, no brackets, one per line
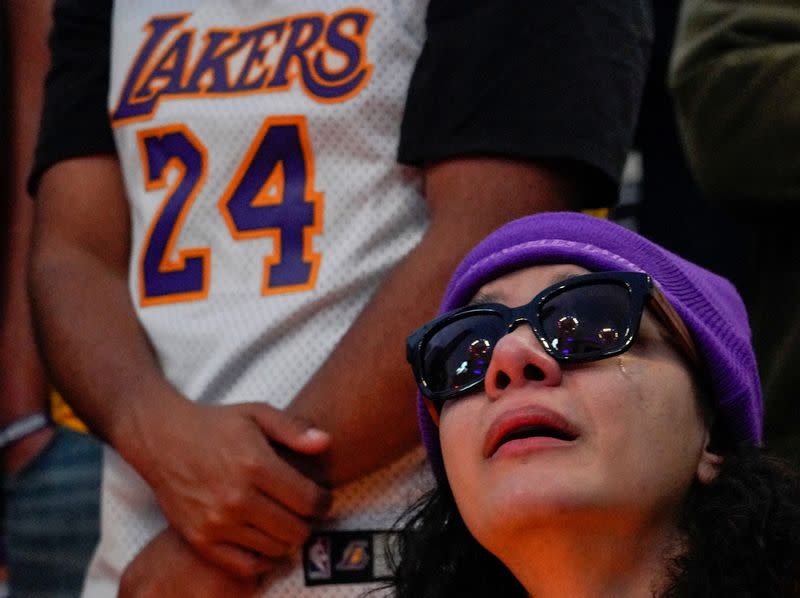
599,327,620,344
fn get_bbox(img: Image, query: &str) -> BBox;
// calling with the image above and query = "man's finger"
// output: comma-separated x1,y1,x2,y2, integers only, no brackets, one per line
244,403,330,455
250,454,333,519
232,492,312,546
202,542,278,580
226,525,297,559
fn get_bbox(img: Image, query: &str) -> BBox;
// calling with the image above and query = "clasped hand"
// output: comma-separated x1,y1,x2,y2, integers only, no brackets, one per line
131,400,332,580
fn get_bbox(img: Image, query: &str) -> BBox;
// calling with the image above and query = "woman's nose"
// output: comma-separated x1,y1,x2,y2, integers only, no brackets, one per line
484,325,562,399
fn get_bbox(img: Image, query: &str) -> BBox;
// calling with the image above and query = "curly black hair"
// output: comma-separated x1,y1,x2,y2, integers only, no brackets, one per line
388,444,800,597
664,445,800,597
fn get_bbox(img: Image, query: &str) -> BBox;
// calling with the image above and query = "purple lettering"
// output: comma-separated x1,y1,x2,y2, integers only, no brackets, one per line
184,30,248,93
133,31,192,100
231,22,286,91
314,11,369,84
267,16,324,90
113,10,374,123
140,129,207,302
111,15,188,124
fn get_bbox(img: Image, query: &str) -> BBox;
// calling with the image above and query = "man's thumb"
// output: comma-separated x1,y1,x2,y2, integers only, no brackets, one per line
248,405,331,454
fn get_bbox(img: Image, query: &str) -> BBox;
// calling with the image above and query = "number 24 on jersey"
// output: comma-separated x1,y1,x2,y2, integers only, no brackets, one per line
137,115,323,306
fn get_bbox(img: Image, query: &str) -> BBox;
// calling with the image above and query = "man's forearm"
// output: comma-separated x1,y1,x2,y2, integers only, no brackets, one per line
29,159,188,471
288,158,578,485
31,159,337,571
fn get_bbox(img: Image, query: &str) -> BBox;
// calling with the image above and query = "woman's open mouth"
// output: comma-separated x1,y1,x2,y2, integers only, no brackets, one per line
485,407,579,458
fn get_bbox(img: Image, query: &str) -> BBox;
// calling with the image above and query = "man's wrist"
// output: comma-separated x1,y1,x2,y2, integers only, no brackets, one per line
0,412,52,450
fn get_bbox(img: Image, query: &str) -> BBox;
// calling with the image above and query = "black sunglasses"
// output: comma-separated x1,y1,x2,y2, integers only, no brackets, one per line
407,271,699,410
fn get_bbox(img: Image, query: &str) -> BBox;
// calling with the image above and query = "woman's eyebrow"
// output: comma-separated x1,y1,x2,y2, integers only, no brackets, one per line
548,271,585,286
468,292,502,306
467,271,587,307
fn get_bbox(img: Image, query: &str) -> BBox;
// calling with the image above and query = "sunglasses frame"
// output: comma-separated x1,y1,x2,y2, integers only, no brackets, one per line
407,271,698,409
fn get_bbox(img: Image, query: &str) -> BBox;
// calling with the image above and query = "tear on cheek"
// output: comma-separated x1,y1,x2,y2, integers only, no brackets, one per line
616,356,649,404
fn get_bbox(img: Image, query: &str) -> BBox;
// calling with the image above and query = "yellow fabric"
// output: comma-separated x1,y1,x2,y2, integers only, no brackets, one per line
582,207,610,219
50,390,89,433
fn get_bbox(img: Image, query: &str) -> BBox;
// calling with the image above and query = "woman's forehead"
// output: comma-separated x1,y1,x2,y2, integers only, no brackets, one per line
472,263,592,307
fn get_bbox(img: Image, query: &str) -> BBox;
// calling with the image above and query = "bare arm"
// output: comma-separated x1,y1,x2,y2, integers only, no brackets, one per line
1,0,53,473
288,157,579,484
30,158,330,577
30,157,161,445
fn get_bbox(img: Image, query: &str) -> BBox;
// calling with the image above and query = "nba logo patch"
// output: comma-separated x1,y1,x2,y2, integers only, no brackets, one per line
305,535,332,581
303,530,399,586
336,540,369,571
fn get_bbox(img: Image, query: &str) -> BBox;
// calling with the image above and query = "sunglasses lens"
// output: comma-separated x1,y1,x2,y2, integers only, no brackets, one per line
539,282,633,359
422,313,506,395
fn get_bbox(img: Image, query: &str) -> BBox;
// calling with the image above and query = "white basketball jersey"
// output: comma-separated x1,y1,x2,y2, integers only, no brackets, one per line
85,2,432,595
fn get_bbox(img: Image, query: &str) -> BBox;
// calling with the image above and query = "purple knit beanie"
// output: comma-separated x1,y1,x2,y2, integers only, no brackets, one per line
418,212,762,482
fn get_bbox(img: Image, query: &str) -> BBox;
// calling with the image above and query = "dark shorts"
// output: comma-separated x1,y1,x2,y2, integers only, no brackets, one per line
4,426,102,598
